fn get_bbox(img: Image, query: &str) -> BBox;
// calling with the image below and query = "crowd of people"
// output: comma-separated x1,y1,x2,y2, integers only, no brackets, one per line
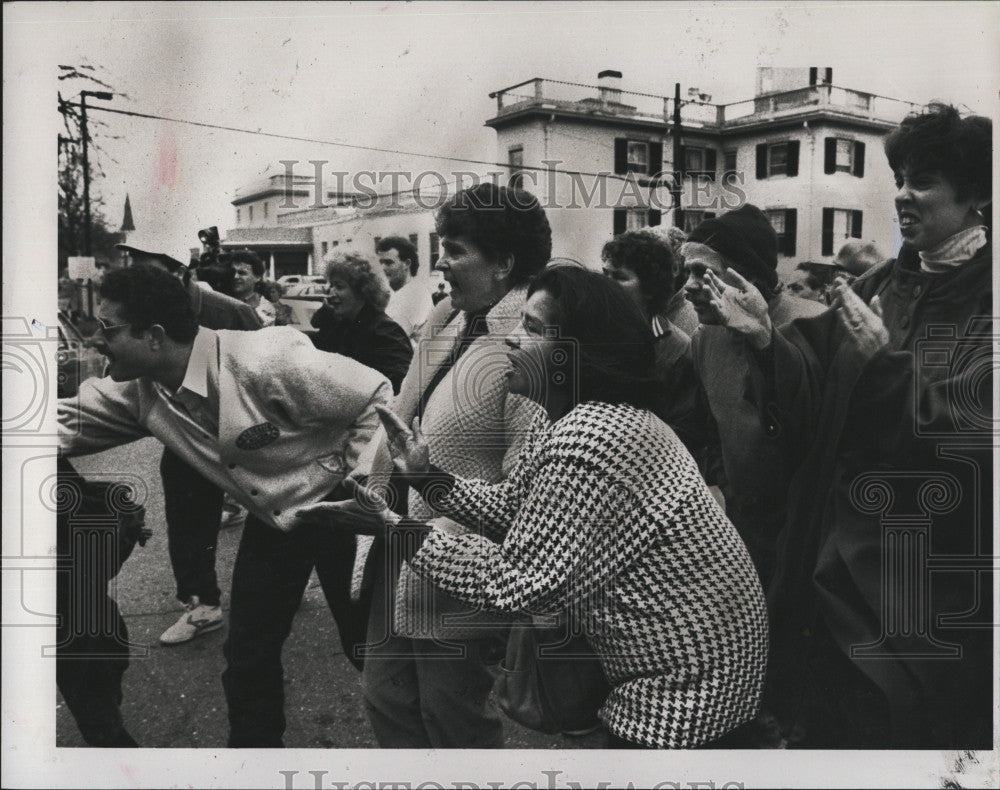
57,102,993,750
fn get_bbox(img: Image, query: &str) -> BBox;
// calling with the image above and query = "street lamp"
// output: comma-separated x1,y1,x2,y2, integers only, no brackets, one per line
79,90,113,256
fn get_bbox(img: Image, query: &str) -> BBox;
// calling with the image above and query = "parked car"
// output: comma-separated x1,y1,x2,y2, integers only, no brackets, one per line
276,274,327,288
57,311,106,398
283,282,328,298
279,289,327,336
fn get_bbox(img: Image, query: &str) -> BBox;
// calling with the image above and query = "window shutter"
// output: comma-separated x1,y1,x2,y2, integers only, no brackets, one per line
648,209,662,227
853,141,865,177
786,140,800,177
822,208,834,256
613,208,626,236
673,208,685,229
824,138,837,174
614,139,627,175
851,210,863,238
756,144,768,179
783,209,797,257
704,149,717,181
648,141,663,177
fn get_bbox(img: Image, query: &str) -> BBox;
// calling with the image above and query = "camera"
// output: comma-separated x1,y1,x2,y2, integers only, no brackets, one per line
192,226,237,296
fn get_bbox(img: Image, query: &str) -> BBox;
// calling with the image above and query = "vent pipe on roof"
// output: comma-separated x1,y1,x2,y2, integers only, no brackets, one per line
598,69,623,104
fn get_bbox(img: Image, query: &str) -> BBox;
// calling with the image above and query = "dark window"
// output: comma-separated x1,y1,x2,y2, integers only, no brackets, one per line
612,208,660,235
766,209,798,257
824,137,866,177
756,140,800,179
615,138,663,177
508,146,524,190
723,149,738,176
822,208,863,256
321,241,328,256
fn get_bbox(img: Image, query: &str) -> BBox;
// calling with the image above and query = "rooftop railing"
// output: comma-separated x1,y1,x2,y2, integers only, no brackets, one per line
490,78,923,129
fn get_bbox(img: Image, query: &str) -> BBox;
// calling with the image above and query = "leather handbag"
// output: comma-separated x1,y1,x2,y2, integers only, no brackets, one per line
494,614,611,735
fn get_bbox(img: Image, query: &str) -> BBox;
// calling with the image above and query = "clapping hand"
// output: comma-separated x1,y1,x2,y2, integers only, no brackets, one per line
831,278,889,357
376,405,430,477
704,269,773,349
294,477,399,535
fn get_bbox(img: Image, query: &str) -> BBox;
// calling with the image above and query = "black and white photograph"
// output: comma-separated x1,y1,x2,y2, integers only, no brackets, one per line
2,1,998,787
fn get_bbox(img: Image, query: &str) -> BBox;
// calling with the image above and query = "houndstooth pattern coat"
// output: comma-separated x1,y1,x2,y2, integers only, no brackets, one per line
355,285,544,638
408,401,768,748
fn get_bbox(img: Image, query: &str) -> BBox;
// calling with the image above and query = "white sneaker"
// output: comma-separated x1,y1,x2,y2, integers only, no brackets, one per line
159,596,223,645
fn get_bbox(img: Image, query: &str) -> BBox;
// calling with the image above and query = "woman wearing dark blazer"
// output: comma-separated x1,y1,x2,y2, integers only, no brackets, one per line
311,252,413,394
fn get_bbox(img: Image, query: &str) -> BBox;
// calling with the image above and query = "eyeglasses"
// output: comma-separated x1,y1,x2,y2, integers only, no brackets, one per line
93,316,131,338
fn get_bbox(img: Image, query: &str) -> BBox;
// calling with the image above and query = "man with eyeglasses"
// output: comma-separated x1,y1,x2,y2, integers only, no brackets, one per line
59,263,393,747
116,241,262,645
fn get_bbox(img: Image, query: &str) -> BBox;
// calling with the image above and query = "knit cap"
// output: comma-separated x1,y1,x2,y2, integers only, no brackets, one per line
686,204,778,291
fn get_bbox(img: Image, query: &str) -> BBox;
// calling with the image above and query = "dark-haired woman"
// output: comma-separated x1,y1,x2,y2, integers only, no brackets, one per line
704,103,992,748
303,267,768,748
348,183,553,749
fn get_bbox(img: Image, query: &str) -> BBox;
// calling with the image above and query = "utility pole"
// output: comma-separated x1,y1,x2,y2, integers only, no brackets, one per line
672,82,683,226
79,90,113,255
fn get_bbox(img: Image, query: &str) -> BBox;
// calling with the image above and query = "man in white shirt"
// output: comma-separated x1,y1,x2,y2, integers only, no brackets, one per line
377,236,433,342
58,263,392,747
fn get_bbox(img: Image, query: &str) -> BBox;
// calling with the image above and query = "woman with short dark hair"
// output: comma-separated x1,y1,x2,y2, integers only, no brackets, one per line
342,183,553,749
703,103,993,748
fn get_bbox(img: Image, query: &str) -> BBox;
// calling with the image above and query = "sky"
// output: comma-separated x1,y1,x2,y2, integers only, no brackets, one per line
5,0,999,264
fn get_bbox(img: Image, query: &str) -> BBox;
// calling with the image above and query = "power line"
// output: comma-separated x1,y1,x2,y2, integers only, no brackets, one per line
60,101,677,202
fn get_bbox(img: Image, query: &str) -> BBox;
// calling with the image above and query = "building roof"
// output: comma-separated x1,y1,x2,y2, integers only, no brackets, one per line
222,226,313,247
486,78,920,138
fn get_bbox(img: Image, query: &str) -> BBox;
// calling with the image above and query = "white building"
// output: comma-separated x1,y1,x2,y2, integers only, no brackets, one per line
224,68,921,283
486,68,921,278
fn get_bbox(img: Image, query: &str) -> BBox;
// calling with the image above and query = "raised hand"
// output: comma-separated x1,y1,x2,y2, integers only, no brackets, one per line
705,269,773,349
376,405,430,477
831,280,889,357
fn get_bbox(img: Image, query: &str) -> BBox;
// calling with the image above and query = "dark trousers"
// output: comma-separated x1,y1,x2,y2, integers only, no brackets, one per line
56,458,138,747
221,513,371,747
160,447,224,607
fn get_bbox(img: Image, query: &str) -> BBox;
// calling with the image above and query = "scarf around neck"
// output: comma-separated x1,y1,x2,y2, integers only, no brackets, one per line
919,225,988,273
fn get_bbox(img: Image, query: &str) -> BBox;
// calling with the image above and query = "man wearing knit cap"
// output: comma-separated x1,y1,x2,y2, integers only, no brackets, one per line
682,204,824,588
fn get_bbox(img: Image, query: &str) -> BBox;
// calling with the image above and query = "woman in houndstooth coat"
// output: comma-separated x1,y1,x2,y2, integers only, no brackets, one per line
315,267,768,748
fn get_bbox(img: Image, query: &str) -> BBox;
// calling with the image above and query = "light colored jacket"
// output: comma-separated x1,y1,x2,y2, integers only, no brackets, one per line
58,326,392,531
357,286,544,638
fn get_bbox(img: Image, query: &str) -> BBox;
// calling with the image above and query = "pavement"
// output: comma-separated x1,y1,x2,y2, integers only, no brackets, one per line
59,437,604,749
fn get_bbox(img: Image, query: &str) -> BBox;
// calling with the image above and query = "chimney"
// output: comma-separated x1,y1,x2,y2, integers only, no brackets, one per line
809,67,833,86
598,69,623,104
